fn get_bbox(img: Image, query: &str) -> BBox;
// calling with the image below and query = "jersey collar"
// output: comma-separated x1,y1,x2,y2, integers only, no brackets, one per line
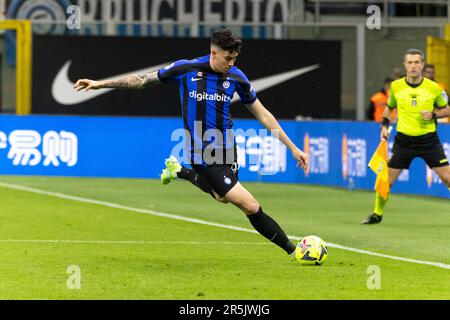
405,77,424,88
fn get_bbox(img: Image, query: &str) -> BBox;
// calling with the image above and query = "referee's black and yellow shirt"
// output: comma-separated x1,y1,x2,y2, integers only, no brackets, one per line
387,77,448,136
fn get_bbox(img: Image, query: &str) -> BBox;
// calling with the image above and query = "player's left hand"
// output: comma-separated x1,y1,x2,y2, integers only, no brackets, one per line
73,79,102,91
420,110,435,121
292,147,309,173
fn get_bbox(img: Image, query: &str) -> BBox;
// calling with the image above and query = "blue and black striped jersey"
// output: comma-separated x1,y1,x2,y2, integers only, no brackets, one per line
158,54,257,166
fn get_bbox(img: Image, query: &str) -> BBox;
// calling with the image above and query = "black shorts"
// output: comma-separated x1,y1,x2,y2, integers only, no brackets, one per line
389,132,449,169
191,163,239,198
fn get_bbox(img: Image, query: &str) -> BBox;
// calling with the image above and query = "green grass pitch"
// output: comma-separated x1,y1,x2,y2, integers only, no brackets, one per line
0,175,448,299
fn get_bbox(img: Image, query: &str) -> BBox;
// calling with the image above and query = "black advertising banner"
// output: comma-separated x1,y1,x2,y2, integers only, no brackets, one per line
33,35,341,119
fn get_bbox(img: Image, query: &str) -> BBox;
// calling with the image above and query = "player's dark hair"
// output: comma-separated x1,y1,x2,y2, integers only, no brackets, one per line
424,63,435,70
211,27,242,54
403,48,424,61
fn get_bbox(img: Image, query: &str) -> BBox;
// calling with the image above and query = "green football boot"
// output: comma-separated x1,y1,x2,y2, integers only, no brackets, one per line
160,155,181,185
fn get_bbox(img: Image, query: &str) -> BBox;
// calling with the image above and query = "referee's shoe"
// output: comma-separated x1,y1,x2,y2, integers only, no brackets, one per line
361,213,383,225
160,156,181,185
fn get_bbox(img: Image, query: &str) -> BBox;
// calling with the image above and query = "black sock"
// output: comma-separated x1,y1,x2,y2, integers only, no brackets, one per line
177,167,214,197
247,207,296,254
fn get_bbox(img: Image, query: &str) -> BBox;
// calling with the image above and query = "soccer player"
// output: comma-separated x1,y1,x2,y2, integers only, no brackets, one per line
362,49,450,224
74,28,309,259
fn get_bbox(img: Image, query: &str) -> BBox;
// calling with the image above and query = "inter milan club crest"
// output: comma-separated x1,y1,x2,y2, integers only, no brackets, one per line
411,94,417,107
224,176,232,185
223,81,230,89
197,72,203,77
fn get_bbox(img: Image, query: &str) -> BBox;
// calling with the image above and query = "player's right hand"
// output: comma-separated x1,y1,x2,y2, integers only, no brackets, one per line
293,147,309,174
73,79,102,91
381,126,390,141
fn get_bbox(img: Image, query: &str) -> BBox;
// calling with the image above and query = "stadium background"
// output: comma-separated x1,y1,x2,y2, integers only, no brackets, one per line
0,0,448,198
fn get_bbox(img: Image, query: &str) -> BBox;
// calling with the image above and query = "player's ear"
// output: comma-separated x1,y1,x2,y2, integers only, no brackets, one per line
211,49,216,57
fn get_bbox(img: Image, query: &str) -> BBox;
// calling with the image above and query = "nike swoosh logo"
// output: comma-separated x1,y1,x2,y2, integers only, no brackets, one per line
191,77,203,82
52,60,170,105
230,64,321,103
52,61,320,105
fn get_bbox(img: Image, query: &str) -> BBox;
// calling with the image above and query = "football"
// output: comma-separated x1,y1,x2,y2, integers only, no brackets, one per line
295,235,328,265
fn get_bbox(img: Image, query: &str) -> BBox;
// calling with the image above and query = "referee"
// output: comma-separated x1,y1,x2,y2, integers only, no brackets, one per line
362,49,450,224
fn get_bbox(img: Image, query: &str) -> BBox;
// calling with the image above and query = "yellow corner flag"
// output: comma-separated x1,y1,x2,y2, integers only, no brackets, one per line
368,140,390,200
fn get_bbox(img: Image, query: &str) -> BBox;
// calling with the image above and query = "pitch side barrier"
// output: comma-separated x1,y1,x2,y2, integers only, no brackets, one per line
0,115,448,199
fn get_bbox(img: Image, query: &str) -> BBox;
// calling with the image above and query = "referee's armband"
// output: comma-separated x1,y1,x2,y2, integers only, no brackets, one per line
381,117,390,129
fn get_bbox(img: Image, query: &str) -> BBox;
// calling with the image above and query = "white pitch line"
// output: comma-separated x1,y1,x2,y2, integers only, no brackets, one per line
0,239,270,246
0,181,449,270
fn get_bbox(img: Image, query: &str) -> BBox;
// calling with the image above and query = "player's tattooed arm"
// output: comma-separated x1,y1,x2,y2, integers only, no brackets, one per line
73,70,160,91
100,70,160,89
138,70,161,88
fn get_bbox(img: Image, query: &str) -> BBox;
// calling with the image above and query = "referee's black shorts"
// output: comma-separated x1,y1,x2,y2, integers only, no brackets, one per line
191,162,239,198
389,132,449,169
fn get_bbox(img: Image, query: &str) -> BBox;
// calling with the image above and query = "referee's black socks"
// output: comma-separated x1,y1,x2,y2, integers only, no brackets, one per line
247,207,296,255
